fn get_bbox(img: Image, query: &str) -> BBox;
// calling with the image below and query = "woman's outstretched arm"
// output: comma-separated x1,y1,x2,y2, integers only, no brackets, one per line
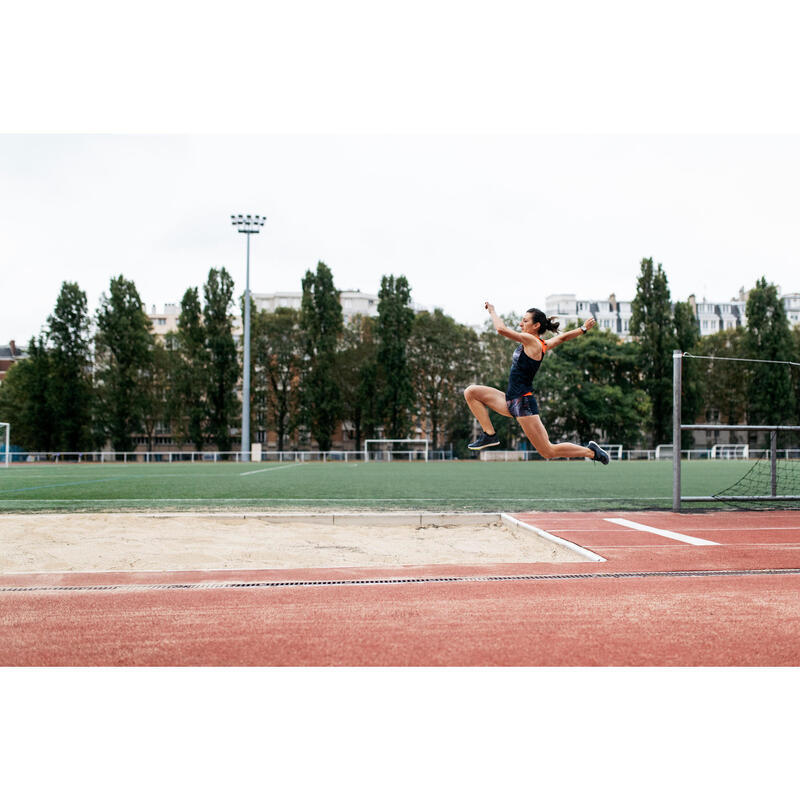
546,317,597,350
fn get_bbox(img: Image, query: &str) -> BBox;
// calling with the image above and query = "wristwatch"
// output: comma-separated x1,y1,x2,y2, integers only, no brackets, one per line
580,324,587,333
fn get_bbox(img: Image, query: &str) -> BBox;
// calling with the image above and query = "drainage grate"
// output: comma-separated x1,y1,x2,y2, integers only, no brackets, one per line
2,568,800,593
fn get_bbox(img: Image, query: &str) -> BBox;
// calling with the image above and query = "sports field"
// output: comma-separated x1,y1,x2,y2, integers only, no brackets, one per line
0,459,764,513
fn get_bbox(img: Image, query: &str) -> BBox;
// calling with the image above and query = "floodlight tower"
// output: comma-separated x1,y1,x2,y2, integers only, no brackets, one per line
230,213,266,462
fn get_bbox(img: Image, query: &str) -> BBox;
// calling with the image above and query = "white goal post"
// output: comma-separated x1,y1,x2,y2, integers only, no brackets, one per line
599,443,623,460
0,422,9,468
364,438,430,462
710,443,750,459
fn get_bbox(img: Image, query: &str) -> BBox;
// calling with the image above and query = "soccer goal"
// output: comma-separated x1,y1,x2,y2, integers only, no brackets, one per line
671,350,800,510
600,443,623,461
0,422,9,468
363,438,430,462
710,443,749,460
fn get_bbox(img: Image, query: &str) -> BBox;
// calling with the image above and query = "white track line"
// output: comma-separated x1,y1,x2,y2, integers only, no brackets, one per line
604,518,720,546
239,464,304,477
501,513,606,562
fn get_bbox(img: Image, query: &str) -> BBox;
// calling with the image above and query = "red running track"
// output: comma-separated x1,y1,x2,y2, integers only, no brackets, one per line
2,510,800,666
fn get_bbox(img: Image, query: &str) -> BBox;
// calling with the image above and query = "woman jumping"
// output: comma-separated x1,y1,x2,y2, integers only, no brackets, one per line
464,303,610,465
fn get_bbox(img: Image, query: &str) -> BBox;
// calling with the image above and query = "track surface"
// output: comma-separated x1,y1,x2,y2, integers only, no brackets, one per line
2,510,800,665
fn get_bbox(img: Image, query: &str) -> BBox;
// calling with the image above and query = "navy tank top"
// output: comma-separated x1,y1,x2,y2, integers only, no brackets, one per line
505,338,546,400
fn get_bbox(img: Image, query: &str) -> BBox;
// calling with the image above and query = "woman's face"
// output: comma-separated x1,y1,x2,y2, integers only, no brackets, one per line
520,312,537,333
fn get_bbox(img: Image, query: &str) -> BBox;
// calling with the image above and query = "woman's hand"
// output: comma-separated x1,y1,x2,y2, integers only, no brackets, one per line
584,317,597,331
485,301,495,314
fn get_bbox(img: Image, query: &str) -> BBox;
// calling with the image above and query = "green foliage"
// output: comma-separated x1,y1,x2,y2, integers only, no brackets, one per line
337,314,379,451
139,339,174,451
409,309,479,451
172,287,207,450
744,277,795,427
300,262,343,451
673,300,702,448
47,282,94,451
630,257,676,446
536,327,650,447
0,336,54,451
695,327,748,435
94,275,154,453
203,268,240,455
376,274,415,439
253,305,305,451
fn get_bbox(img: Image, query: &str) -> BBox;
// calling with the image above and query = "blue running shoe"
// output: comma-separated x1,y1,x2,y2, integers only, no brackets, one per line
587,441,610,465
468,432,500,450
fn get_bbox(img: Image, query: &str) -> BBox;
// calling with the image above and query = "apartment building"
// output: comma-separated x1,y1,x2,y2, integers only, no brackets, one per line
253,289,381,321
547,289,799,339
545,294,634,338
0,340,27,384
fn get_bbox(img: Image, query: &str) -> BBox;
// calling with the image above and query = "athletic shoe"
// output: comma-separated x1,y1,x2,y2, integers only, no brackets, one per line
587,441,610,465
468,432,500,450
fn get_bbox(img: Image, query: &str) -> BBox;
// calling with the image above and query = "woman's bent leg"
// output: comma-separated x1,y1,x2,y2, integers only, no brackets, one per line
518,415,594,460
463,384,512,434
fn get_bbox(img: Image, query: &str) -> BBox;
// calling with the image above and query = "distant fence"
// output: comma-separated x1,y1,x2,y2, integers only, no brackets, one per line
8,449,455,464
7,447,800,465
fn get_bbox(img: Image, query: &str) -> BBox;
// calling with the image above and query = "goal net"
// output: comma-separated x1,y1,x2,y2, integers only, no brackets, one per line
712,456,800,508
363,438,430,462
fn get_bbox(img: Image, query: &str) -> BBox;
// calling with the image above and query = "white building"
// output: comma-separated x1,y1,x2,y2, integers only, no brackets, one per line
547,288,799,340
147,289,406,344
545,293,634,339
252,289,380,321
784,293,800,326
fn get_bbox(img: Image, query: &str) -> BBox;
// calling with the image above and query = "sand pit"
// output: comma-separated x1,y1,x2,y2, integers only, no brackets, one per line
0,513,590,573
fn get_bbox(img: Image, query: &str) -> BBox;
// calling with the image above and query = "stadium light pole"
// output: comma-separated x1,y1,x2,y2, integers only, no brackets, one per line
231,213,266,462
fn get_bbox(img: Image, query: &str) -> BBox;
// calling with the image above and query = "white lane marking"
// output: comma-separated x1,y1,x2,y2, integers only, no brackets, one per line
501,514,606,562
604,518,720,546
239,464,303,477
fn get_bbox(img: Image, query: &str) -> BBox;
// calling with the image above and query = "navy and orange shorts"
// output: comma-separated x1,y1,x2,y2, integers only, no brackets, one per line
506,392,539,417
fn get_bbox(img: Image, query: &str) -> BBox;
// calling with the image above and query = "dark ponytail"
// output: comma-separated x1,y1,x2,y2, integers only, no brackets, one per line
528,307,560,335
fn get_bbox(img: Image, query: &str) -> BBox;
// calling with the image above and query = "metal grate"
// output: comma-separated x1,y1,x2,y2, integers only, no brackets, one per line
2,568,800,593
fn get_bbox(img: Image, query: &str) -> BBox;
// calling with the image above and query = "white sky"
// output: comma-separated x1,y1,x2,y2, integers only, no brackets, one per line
3,133,798,344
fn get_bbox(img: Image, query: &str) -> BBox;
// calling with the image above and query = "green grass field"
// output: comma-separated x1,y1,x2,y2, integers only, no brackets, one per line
0,459,771,513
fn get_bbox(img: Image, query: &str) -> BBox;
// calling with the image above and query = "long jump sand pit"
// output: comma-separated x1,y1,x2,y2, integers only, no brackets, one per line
0,512,591,573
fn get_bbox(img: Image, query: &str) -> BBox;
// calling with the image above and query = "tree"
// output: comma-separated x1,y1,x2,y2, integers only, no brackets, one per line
94,275,154,453
0,336,54,451
673,300,702,449
630,257,676,446
408,309,478,451
696,327,748,439
47,281,93,452
536,327,650,447
140,338,174,452
744,277,795,428
253,306,304,451
376,274,415,439
172,287,207,451
203,267,240,455
337,314,379,452
300,262,343,451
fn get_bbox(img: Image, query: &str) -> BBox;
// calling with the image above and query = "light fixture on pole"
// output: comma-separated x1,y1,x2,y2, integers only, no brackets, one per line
230,213,266,462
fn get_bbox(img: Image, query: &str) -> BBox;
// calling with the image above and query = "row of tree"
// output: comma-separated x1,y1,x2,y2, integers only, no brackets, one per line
630,260,799,448
2,258,799,456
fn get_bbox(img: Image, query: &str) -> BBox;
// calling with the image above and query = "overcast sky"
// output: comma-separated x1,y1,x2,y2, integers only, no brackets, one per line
2,133,799,345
